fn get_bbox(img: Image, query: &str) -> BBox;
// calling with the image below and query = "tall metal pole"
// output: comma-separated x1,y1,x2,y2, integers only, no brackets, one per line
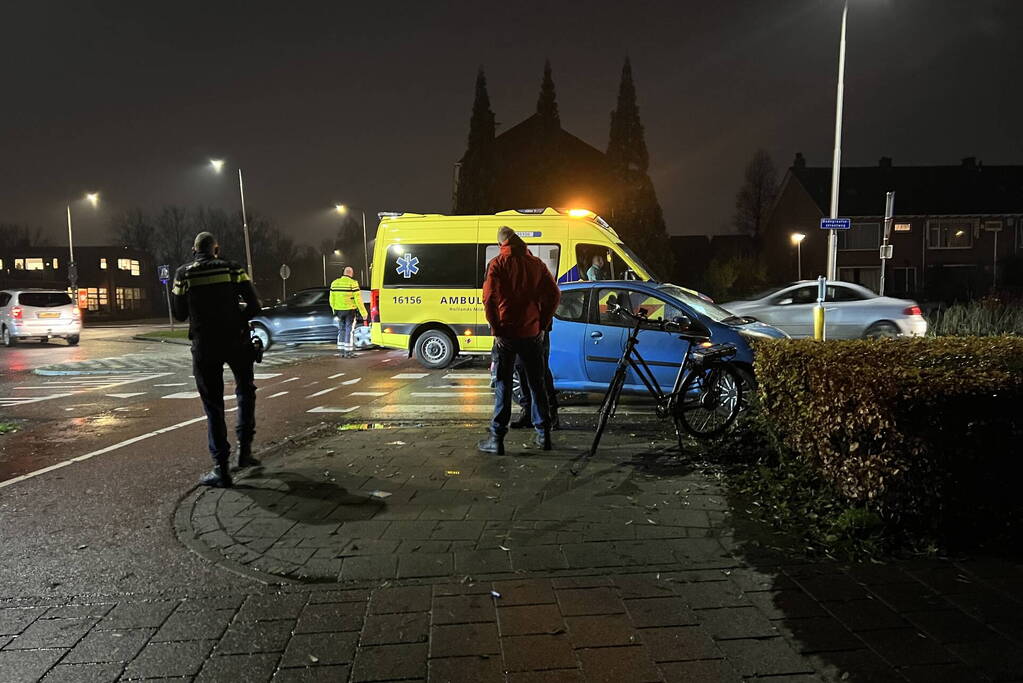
797,242,802,281
879,191,895,296
65,204,77,293
238,168,254,279
361,209,369,285
826,0,848,281
322,253,327,286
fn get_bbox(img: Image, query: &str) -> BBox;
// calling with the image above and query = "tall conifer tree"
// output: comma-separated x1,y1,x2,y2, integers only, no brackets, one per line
606,58,673,276
536,59,561,133
454,67,496,214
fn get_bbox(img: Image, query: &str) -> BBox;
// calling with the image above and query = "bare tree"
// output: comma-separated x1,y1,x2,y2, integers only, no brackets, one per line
109,209,156,253
733,149,779,240
0,223,49,250
153,206,192,267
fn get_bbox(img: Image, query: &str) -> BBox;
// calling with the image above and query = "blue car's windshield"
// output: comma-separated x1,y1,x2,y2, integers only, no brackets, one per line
657,284,737,324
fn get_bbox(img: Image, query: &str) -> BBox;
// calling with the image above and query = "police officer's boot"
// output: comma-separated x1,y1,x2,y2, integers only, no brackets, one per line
510,409,531,429
237,444,261,469
200,457,233,488
476,433,505,455
534,430,553,451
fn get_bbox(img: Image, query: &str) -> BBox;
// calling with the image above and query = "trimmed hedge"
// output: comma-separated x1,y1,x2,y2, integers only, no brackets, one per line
754,337,1023,541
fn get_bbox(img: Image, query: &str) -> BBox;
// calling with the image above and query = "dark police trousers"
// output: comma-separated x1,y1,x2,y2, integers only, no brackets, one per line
514,330,558,414
192,339,256,463
491,334,550,438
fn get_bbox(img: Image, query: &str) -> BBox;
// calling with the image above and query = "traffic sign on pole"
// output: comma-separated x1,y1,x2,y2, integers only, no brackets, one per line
820,218,851,230
280,264,291,300
158,264,171,283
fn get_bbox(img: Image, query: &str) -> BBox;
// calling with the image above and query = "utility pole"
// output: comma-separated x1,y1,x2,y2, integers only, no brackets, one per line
238,169,254,280
878,191,895,296
826,0,849,281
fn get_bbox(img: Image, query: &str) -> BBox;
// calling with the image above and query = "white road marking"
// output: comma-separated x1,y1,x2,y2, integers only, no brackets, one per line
106,392,146,399
282,377,299,383
392,373,429,379
154,383,187,387
427,384,491,389
341,377,361,385
307,405,360,413
410,392,490,398
0,393,74,407
349,391,386,397
328,372,346,379
0,415,208,490
267,391,289,399
368,404,493,415
162,392,201,399
307,386,340,398
253,373,282,379
443,373,490,379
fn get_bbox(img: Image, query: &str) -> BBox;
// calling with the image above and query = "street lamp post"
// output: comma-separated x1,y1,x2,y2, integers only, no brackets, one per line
335,204,370,284
210,160,254,280
322,250,342,286
66,192,100,292
791,232,806,280
825,0,849,281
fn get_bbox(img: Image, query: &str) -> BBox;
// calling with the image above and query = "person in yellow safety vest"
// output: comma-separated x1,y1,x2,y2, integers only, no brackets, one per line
329,266,367,358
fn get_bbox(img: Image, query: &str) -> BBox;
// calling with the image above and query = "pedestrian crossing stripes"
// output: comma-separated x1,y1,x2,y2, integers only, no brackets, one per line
391,373,428,379
0,393,73,408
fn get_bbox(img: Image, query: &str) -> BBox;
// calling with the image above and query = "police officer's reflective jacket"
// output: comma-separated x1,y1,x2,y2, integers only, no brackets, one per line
171,252,261,345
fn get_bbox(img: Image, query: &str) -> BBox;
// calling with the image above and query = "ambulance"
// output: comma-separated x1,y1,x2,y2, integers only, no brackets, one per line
369,207,657,368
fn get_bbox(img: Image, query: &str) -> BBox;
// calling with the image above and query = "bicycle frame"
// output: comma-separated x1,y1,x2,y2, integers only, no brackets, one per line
612,314,698,418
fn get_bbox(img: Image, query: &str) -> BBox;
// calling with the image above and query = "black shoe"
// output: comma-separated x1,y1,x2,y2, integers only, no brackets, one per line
477,435,505,455
534,431,552,451
237,452,261,469
200,462,233,488
510,411,531,429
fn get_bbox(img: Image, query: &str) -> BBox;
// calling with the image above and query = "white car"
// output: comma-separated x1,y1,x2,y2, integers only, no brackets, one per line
0,289,82,346
722,281,927,339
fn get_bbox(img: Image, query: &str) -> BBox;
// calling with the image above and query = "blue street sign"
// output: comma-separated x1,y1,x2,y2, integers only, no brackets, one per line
158,264,171,283
820,218,851,230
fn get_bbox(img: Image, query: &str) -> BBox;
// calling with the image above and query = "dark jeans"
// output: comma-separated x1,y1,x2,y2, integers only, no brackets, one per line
335,310,356,351
192,341,256,463
491,334,550,438
515,330,558,413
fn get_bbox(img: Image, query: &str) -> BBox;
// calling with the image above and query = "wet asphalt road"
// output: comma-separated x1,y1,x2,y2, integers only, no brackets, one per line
0,329,618,599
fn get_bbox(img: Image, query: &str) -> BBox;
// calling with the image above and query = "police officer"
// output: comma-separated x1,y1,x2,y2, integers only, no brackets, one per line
172,232,261,487
329,266,367,358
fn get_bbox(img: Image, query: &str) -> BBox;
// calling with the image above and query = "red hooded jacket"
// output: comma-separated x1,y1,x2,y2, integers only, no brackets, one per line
483,234,561,338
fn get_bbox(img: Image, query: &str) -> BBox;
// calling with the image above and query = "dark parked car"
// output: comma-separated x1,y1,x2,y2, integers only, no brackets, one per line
250,288,372,350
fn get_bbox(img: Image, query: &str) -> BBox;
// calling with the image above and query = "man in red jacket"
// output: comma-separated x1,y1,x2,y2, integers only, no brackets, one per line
479,226,561,454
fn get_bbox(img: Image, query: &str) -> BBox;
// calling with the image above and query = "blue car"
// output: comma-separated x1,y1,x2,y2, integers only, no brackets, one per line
548,281,787,395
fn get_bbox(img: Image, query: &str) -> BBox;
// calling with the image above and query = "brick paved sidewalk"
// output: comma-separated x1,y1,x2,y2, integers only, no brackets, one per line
3,423,1022,681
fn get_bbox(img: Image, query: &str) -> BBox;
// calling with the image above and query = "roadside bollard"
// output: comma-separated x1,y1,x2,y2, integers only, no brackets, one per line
813,276,826,341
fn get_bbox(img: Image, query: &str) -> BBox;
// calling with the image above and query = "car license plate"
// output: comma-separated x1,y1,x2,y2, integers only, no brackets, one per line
38,312,60,318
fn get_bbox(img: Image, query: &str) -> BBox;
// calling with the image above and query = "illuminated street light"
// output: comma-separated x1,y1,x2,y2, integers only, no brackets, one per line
208,159,253,279
322,249,344,286
791,232,806,280
334,203,370,284
67,192,101,292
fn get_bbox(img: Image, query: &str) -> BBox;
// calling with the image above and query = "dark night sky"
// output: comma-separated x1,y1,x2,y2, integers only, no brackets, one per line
3,0,1022,251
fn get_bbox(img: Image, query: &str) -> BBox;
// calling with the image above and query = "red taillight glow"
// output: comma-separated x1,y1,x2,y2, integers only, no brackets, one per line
11,306,22,320
903,305,922,316
370,289,380,323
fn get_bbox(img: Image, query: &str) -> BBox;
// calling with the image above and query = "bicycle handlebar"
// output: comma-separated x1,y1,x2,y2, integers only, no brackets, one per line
607,303,706,338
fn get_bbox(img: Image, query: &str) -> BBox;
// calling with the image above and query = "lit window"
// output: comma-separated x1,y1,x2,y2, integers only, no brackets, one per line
99,258,107,269
0,259,4,269
117,258,141,276
894,223,911,232
24,258,45,271
14,259,24,270
927,219,974,249
52,258,59,269
115,287,146,311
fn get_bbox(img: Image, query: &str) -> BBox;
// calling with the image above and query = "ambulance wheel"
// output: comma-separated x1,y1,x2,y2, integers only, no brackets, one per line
414,329,457,369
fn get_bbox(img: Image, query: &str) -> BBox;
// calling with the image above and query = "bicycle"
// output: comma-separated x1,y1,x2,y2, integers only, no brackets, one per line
588,304,743,458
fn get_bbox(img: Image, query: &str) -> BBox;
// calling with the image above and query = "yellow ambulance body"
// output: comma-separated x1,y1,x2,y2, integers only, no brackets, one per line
368,208,655,368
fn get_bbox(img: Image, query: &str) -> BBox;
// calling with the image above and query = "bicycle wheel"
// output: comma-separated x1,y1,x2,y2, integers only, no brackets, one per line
676,363,743,438
589,367,627,457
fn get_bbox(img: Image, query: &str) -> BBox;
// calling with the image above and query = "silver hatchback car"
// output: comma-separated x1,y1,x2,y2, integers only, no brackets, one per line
0,289,82,346
722,281,927,339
